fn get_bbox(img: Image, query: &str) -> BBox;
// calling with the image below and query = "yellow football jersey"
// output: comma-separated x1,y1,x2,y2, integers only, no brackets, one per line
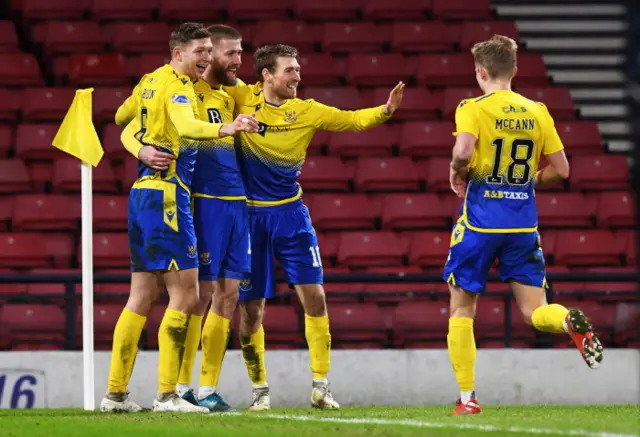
191,79,245,199
454,89,564,232
119,64,200,192
224,81,391,207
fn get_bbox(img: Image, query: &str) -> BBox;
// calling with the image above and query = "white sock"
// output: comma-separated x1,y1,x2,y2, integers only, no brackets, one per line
461,391,473,404
176,383,191,397
253,383,269,390
313,378,328,385
198,386,215,399
562,317,569,333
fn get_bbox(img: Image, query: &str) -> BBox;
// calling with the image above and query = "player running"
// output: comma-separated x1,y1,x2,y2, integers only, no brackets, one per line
443,35,603,416
173,24,249,413
224,44,404,411
100,23,258,414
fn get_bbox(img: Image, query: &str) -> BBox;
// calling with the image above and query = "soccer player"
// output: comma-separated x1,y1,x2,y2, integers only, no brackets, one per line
173,24,249,412
99,22,258,413
443,34,604,415
224,44,404,410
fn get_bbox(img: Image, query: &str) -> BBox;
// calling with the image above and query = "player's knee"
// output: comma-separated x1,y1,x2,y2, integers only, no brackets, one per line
295,284,326,317
239,300,264,333
448,285,477,319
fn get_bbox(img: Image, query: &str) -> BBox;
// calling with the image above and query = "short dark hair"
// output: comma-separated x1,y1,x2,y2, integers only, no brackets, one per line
169,22,211,52
254,44,298,82
207,24,242,45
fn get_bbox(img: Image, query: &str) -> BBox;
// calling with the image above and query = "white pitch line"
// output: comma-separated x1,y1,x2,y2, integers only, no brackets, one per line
240,413,639,437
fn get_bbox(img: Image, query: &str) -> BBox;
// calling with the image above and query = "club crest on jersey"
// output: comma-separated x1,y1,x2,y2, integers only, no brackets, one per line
187,245,197,259
283,110,297,123
198,94,204,102
199,252,211,266
240,278,252,291
257,122,268,137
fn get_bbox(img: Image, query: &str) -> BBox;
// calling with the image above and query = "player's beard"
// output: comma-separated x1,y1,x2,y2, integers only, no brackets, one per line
210,58,238,87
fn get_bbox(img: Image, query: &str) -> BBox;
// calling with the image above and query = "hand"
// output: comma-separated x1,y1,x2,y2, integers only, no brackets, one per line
220,113,260,137
138,145,175,171
382,81,405,115
449,164,468,198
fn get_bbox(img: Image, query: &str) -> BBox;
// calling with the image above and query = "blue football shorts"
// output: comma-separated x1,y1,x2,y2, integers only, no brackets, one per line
239,199,323,301
192,196,250,281
128,183,198,272
442,221,546,294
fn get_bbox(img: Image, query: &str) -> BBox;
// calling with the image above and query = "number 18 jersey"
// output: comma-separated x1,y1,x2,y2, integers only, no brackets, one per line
454,89,564,233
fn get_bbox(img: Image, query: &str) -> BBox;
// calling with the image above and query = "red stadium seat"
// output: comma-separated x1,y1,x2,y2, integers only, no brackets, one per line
363,0,430,20
22,87,74,121
316,232,339,266
459,21,520,51
228,0,293,19
318,267,362,303
355,157,420,192
337,231,404,267
295,0,362,20
400,121,455,157
431,0,492,19
535,193,596,228
517,87,576,120
0,196,13,231
0,124,14,157
12,194,80,231
390,21,456,53
0,53,44,85
515,53,550,87
423,157,451,192
328,125,398,157
417,54,476,87
93,87,132,123
302,87,363,111
298,54,344,86
101,123,130,159
158,0,226,21
76,304,123,350
82,233,130,268
21,0,90,21
230,305,303,349
441,87,482,119
393,301,450,347
615,230,635,266
250,21,318,55
382,194,450,229
322,22,383,53
15,123,59,159
475,297,506,340
0,88,22,121
299,156,352,191
41,21,105,55
596,191,635,227
110,22,171,54
92,0,159,21
135,54,171,78
570,155,630,191
310,194,377,231
346,54,412,86
68,53,130,86
0,233,70,268
614,303,639,346
538,230,557,262
0,159,32,193
329,303,389,347
374,88,439,121
407,231,450,267
544,265,581,294
554,230,624,266
581,267,636,302
0,21,20,53
553,121,604,156
1,304,66,349
52,159,119,193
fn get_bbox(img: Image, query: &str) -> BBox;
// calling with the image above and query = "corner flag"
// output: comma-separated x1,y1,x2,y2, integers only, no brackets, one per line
52,88,103,411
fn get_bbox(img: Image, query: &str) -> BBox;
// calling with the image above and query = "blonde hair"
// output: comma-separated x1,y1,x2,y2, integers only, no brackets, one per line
471,34,518,80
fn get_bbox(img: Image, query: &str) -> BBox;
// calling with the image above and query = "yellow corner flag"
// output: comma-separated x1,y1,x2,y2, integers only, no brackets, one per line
52,88,104,167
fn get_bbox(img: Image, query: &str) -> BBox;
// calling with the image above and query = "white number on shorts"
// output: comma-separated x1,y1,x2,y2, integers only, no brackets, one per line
248,233,251,255
309,246,322,268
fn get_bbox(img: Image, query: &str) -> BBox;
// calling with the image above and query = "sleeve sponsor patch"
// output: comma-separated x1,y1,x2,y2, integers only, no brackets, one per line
171,94,191,104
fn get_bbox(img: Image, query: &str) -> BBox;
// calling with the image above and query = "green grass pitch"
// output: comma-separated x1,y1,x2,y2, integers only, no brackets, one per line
0,406,638,437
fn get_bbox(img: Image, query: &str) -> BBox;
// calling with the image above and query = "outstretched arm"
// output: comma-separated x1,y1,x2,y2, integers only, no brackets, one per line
313,82,405,131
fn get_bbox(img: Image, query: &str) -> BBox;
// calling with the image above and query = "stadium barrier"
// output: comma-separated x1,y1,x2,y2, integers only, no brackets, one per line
0,349,637,408
0,271,638,350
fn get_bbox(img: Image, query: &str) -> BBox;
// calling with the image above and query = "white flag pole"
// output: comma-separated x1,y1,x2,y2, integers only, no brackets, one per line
81,161,95,410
